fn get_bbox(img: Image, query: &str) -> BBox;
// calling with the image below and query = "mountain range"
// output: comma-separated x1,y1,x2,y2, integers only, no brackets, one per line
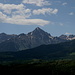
0,27,75,52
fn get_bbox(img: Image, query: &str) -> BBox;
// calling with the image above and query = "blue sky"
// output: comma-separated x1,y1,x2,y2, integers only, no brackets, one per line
0,0,75,36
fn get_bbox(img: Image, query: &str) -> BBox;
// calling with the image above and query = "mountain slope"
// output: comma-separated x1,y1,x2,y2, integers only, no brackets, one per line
15,39,75,60
0,39,75,61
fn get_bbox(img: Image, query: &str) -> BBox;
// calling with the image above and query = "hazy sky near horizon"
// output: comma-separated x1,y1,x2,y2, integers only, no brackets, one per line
0,0,75,36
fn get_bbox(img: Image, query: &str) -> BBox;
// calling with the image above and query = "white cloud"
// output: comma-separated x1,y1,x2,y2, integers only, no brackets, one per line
12,9,31,18
0,3,25,14
51,9,58,14
22,0,51,6
33,8,58,15
0,11,7,22
6,18,50,26
0,3,31,18
0,3,54,26
69,12,74,15
62,2,67,6
0,11,50,26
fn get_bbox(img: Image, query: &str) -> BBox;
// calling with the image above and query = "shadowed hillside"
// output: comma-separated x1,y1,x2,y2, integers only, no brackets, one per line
0,40,75,61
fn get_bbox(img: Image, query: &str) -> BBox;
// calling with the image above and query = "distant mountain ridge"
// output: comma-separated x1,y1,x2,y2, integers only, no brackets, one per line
0,27,75,52
0,33,16,43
